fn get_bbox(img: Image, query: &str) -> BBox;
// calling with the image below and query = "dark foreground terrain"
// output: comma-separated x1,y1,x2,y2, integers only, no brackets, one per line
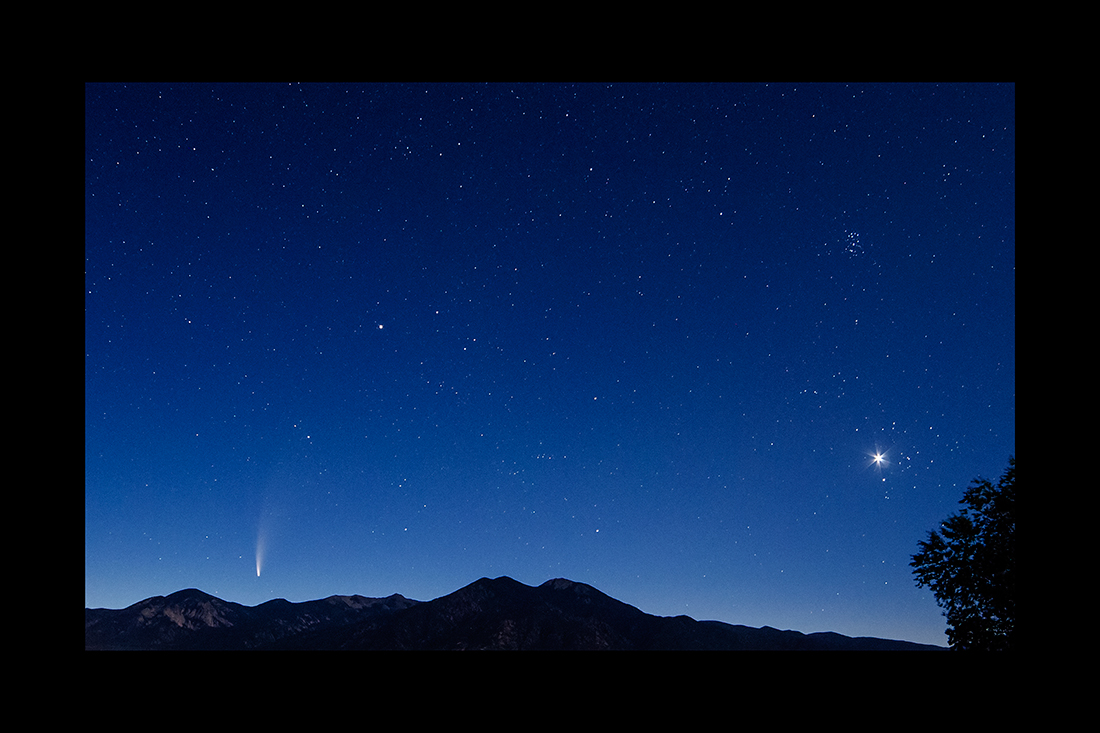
85,576,945,650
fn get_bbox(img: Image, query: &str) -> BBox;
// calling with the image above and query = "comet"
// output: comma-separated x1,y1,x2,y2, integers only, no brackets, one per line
255,526,267,578
255,486,283,579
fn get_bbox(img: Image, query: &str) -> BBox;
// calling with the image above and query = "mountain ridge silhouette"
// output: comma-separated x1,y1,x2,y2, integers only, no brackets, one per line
85,576,945,650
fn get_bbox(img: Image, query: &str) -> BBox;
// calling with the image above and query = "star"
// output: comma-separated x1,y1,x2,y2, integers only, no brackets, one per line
866,448,891,473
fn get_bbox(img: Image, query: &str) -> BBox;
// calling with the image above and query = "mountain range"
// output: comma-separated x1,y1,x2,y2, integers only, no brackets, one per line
85,576,945,650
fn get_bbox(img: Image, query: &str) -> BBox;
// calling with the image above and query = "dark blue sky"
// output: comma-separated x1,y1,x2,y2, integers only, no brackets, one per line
85,83,1014,645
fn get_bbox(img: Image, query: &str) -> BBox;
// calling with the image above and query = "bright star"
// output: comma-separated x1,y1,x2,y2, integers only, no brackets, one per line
866,448,891,473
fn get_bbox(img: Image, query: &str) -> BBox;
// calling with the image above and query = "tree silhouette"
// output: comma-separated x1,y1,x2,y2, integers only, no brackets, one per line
911,456,1015,650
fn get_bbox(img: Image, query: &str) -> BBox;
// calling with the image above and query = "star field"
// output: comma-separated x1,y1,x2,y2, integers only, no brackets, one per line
85,83,1014,646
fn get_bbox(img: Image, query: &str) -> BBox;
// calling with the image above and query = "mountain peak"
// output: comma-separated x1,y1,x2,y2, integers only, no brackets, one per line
164,588,219,603
540,578,578,590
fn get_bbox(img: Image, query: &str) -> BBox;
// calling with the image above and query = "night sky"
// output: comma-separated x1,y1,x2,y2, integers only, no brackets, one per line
85,83,1014,646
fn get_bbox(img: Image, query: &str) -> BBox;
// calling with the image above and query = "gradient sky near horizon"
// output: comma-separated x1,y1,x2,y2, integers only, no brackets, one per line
85,83,1014,646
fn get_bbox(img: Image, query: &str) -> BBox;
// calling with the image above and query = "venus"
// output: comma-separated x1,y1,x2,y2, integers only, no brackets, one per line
867,449,891,472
